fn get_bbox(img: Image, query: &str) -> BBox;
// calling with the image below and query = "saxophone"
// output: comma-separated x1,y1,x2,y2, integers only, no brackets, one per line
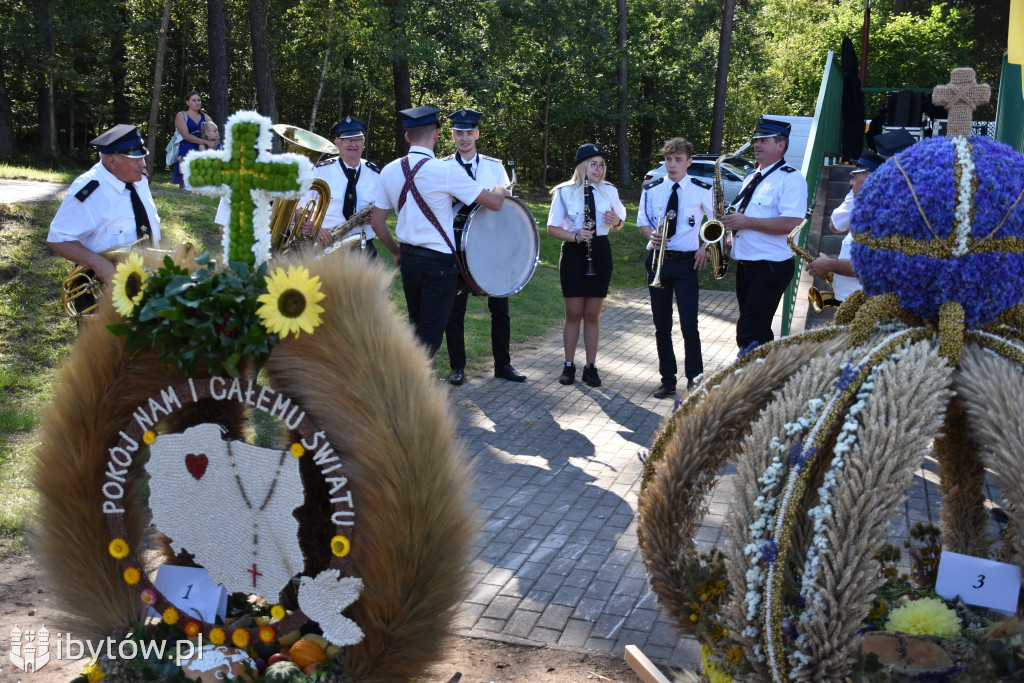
322,203,376,255
700,141,751,279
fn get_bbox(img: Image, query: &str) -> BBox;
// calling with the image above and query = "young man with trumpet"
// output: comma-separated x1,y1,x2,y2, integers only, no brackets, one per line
302,116,381,258
637,137,714,398
440,108,522,386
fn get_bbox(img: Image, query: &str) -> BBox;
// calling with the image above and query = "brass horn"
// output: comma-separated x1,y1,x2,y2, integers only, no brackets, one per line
787,219,839,315
269,124,337,253
704,141,751,279
649,205,670,289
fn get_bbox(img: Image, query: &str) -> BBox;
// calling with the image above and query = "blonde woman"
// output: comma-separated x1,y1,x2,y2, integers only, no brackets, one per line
546,143,626,387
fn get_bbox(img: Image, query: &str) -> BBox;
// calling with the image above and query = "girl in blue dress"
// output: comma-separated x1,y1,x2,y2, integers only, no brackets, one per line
172,91,207,187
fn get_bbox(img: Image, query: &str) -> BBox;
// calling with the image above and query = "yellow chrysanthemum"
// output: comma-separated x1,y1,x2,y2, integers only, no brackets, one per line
290,442,305,458
701,644,733,683
81,658,105,683
110,252,148,316
256,265,326,339
122,567,141,585
330,535,351,557
162,606,179,625
143,430,156,445
231,628,250,648
270,605,286,620
209,627,225,645
884,596,961,637
108,538,130,559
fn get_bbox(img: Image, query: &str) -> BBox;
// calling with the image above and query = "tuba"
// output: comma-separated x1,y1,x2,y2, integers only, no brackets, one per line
268,124,337,253
787,213,839,315
61,245,138,319
701,141,751,279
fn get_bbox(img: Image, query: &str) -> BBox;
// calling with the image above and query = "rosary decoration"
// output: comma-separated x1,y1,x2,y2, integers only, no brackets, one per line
104,377,364,649
107,112,327,377
638,69,1024,681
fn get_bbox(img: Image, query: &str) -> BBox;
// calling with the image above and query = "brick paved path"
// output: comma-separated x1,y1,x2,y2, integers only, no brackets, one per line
445,287,1002,673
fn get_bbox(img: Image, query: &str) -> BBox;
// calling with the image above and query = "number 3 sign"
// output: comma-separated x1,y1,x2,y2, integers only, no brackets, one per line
935,550,1021,614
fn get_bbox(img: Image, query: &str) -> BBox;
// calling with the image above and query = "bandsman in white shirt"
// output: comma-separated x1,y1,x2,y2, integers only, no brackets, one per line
440,108,523,386
48,124,161,314
370,105,506,358
302,115,381,258
637,137,714,398
719,117,807,350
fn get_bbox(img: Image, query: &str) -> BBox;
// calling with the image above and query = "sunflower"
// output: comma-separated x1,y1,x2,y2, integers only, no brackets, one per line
256,265,326,339
110,252,148,316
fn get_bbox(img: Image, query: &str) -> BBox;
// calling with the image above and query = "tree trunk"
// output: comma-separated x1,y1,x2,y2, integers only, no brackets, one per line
638,75,654,175
248,0,279,124
309,0,335,130
541,71,552,188
340,54,356,118
615,0,629,187
708,0,736,155
390,0,411,158
146,0,174,176
207,0,229,128
111,3,131,124
0,44,16,157
31,0,57,158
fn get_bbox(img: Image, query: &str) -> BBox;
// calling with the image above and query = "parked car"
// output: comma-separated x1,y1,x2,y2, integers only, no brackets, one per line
643,156,752,206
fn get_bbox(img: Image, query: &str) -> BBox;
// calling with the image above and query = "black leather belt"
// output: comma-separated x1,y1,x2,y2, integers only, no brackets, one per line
664,250,697,259
401,243,453,261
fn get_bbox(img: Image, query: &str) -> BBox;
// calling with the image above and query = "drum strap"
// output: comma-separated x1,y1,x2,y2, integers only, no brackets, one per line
399,156,483,295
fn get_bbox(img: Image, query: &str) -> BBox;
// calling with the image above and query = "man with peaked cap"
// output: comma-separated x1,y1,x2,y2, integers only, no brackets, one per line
809,132,916,302
301,115,382,258
370,105,506,358
440,108,523,385
48,124,161,288
719,116,808,350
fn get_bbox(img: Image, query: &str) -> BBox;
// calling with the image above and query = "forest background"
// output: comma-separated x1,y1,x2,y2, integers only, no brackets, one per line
0,0,1009,191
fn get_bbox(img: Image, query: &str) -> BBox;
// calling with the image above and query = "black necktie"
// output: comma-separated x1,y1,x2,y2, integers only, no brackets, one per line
665,182,680,239
461,160,474,179
342,165,359,219
126,182,151,242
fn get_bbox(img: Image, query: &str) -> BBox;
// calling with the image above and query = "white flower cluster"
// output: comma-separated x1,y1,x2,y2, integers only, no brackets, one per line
951,136,975,257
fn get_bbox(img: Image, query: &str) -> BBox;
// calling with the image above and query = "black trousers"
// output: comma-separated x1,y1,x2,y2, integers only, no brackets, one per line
400,244,459,358
646,251,702,384
445,291,511,370
735,258,795,349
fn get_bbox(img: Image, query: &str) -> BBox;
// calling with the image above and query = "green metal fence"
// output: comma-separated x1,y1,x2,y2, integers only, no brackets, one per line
996,54,1024,154
780,50,842,337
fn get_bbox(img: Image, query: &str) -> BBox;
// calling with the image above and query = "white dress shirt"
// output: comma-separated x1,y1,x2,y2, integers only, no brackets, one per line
306,158,380,240
637,176,714,252
731,159,807,261
547,182,626,236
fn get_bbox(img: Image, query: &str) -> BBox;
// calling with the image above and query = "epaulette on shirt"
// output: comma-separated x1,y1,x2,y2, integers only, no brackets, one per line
75,180,100,202
480,154,503,164
781,166,797,173
365,161,380,173
642,177,665,191
690,177,712,190
316,157,338,168
440,154,456,161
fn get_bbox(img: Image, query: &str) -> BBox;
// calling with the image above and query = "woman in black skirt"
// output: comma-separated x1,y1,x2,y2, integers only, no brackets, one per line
546,143,626,387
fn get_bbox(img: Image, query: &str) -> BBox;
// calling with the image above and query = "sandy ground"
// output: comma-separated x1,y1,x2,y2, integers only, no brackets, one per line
0,550,645,682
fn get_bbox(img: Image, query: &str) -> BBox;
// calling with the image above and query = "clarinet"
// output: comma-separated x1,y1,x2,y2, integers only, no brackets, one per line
583,174,596,276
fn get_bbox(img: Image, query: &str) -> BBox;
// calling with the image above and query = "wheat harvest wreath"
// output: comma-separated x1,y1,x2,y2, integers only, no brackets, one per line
33,111,474,682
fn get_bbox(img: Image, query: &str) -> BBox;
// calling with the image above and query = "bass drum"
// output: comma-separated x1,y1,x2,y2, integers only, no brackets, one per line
456,197,539,297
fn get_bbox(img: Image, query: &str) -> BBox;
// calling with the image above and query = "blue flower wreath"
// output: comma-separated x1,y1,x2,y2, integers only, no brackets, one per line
850,136,1024,327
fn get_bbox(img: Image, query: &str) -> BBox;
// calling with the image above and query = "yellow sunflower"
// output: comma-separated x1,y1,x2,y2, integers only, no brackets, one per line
256,265,326,339
110,252,148,316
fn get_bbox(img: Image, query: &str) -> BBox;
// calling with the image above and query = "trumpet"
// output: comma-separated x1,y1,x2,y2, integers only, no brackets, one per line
322,203,376,255
787,216,839,315
583,174,596,277
649,205,674,289
703,141,752,279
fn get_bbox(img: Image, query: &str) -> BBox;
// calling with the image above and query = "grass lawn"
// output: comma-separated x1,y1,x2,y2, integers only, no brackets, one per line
0,171,736,544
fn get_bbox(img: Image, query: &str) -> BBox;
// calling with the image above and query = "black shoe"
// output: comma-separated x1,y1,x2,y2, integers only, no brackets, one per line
448,369,465,386
558,362,576,385
686,378,696,391
581,364,601,387
653,382,676,399
495,364,526,382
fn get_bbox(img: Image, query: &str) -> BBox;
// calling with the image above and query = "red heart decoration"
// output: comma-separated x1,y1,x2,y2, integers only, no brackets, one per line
185,453,208,480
